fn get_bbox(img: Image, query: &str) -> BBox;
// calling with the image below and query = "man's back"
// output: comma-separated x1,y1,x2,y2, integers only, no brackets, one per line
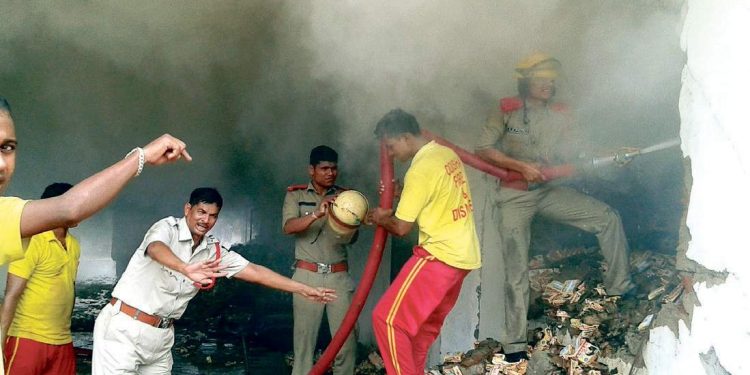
396,141,481,270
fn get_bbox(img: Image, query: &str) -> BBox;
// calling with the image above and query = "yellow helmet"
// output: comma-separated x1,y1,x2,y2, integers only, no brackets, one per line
328,190,369,235
514,53,561,80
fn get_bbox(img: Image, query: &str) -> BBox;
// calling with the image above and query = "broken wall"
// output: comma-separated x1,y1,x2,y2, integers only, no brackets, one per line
643,1,750,374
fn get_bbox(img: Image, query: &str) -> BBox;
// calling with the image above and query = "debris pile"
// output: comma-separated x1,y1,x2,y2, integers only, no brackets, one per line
425,248,686,375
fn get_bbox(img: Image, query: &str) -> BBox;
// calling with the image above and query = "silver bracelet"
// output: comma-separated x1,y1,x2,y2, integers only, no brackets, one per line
125,147,145,177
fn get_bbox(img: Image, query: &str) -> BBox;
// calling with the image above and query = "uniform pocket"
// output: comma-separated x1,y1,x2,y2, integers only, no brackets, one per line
157,266,182,296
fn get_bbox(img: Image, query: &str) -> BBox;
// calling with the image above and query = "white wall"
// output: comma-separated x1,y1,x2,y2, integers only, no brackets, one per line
643,1,750,374
75,209,116,282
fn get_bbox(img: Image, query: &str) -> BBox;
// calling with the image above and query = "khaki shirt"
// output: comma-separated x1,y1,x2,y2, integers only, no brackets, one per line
282,183,355,264
476,100,581,165
111,216,250,319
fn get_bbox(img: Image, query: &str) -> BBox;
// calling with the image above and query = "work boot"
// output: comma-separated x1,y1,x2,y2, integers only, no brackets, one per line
504,350,529,363
616,283,640,301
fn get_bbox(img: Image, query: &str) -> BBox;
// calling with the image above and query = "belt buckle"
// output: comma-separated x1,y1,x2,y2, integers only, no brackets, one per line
316,262,331,274
157,317,172,329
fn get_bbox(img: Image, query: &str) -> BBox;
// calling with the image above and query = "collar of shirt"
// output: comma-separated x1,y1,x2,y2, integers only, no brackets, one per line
37,230,73,249
413,140,438,164
37,230,59,243
306,182,338,196
176,217,217,258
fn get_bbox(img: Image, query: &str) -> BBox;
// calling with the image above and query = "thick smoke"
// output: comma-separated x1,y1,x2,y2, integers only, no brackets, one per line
1,1,686,269
2,2,343,200
296,1,686,251
1,2,350,272
299,0,685,151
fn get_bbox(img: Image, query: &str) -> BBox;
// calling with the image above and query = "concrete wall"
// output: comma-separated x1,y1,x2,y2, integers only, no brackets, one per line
0,209,118,292
643,1,750,374
74,209,116,282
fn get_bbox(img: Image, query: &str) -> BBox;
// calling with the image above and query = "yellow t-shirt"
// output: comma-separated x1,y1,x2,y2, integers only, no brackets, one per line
0,196,29,265
395,141,481,270
8,230,81,345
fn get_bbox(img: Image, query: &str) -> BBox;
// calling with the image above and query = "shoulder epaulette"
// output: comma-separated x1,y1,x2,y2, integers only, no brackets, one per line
499,97,524,114
550,102,570,113
286,184,308,192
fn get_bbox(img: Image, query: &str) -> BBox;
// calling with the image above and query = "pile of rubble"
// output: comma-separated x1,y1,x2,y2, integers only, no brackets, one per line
426,247,688,375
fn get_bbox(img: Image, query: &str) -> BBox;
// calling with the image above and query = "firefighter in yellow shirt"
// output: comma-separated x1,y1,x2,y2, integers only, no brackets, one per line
369,109,481,375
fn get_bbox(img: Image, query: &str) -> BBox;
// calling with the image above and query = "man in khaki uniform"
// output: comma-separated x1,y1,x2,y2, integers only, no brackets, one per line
475,53,633,361
92,187,335,374
282,145,357,375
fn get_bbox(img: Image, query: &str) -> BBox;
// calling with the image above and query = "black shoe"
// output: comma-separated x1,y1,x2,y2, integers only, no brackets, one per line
504,351,529,362
617,284,640,301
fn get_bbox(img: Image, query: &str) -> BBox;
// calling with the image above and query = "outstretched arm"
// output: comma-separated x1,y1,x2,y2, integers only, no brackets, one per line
1,273,28,341
19,134,191,238
145,241,227,285
234,263,337,303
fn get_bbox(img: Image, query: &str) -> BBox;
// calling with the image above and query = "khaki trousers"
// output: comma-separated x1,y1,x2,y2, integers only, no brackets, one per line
291,269,356,375
482,184,632,353
92,302,174,374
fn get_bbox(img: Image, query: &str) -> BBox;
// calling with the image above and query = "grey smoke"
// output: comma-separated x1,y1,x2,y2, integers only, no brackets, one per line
1,1,685,265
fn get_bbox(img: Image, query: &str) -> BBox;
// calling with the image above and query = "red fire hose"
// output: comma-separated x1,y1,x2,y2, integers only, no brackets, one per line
421,129,576,183
310,131,574,374
309,141,394,375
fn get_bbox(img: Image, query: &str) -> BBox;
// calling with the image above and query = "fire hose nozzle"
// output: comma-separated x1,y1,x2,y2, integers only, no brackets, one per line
614,150,640,165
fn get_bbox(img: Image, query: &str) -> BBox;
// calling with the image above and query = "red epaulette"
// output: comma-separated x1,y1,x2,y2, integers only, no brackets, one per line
286,184,308,192
499,97,524,114
550,102,570,113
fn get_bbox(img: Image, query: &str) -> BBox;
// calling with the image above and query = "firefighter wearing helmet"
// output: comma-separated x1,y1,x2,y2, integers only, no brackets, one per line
474,53,635,363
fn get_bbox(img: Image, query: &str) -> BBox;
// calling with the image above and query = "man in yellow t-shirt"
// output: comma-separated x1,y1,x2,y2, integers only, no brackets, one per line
369,108,481,375
2,183,80,374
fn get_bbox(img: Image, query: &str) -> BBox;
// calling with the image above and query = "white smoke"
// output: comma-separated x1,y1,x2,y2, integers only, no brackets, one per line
296,0,685,151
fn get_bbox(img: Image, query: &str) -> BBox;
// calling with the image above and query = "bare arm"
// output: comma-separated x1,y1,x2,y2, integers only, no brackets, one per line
368,208,414,237
1,273,28,341
145,241,227,285
282,196,334,235
234,263,336,303
19,134,191,237
475,148,545,183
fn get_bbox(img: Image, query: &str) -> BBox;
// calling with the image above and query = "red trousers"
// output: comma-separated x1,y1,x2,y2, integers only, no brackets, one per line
372,246,470,375
4,336,76,375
